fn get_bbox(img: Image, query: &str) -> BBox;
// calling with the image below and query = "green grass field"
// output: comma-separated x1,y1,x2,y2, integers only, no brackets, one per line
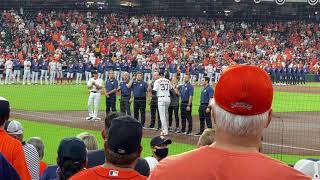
1,84,319,166
1,84,320,113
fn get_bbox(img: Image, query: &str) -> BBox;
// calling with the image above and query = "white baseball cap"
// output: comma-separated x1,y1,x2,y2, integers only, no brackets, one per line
294,159,320,180
4,120,24,135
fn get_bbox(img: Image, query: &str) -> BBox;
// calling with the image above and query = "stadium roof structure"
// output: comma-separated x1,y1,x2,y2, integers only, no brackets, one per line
0,0,320,20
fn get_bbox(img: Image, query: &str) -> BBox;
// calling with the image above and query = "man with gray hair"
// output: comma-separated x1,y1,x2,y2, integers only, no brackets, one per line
27,137,47,177
149,65,309,180
118,72,133,115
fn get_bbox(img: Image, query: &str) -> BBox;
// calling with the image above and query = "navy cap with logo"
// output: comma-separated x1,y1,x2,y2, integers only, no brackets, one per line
107,116,142,155
0,97,10,117
150,136,172,147
58,137,87,163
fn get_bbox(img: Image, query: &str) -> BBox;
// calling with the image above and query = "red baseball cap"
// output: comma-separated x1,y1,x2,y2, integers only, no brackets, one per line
214,65,273,116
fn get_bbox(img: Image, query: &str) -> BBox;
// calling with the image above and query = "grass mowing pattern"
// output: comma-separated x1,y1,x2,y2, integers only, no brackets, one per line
20,119,195,165
1,84,320,113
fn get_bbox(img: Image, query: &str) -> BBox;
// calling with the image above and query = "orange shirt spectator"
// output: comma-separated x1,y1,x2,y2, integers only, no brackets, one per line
70,166,146,180
0,129,31,180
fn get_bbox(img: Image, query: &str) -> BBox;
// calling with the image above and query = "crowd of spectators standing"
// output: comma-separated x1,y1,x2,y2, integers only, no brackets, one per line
0,10,320,85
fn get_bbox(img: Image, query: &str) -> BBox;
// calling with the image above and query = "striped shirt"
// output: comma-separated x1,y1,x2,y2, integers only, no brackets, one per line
23,142,40,180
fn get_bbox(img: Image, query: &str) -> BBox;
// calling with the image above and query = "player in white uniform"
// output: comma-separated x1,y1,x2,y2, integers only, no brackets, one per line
153,72,172,136
56,61,63,84
4,59,13,85
86,71,103,121
49,60,57,85
22,59,32,85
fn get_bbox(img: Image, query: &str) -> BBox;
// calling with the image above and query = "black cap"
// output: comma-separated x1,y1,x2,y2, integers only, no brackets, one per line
58,137,87,163
107,116,142,155
0,97,10,117
92,70,98,75
150,136,172,147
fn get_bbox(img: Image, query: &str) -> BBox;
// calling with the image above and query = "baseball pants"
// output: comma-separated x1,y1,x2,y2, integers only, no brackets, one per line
85,71,91,82
190,75,196,84
120,96,131,116
76,73,83,84
198,73,204,84
215,73,221,83
134,97,146,127
158,98,171,135
150,100,161,129
114,71,120,82
56,71,63,79
144,73,151,82
169,73,176,80
40,70,48,85
179,73,185,84
32,71,39,84
198,103,212,133
98,73,103,80
50,71,56,84
168,105,179,129
13,70,21,83
5,69,12,84
23,70,31,85
67,72,74,79
181,102,192,133
207,73,213,85
105,71,109,81
88,92,101,118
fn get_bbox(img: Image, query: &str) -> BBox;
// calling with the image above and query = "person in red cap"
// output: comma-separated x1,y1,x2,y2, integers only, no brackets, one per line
149,65,310,180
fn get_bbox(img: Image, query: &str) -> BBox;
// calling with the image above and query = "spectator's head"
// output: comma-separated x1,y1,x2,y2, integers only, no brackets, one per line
150,136,172,161
27,137,45,160
153,72,159,80
4,120,24,142
294,159,320,179
212,65,273,151
202,77,210,86
0,97,10,127
109,70,114,79
136,71,143,81
103,112,120,139
184,74,190,83
57,137,87,180
76,132,98,151
197,128,215,148
92,70,98,79
122,72,129,81
105,116,143,168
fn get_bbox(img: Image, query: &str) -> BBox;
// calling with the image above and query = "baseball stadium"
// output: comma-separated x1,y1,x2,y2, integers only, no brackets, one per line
0,0,320,179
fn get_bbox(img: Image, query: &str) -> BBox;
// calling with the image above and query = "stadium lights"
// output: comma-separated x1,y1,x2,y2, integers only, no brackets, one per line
253,0,318,6
97,2,105,5
120,2,132,7
224,10,231,13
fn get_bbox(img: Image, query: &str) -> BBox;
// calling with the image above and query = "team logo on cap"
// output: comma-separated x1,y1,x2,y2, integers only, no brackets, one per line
231,102,252,110
109,170,119,177
118,149,126,154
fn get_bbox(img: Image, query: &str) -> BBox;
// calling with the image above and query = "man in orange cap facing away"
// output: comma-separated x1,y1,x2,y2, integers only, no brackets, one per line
149,65,310,180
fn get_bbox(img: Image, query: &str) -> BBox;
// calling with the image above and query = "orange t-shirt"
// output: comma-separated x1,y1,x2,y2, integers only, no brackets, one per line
149,146,310,180
70,165,147,180
39,161,48,177
0,129,31,180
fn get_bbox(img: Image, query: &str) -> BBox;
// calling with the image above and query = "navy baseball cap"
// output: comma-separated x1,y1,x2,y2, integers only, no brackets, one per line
0,97,10,117
58,137,87,163
107,116,142,155
150,136,172,147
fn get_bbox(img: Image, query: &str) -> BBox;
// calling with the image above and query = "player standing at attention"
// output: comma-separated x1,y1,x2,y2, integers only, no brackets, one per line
12,57,22,84
195,77,213,136
49,60,57,85
86,71,103,121
149,72,161,130
153,72,172,136
76,61,85,85
22,58,32,85
67,61,75,84
4,57,13,85
40,57,49,85
177,74,194,135
105,70,118,114
56,60,63,84
31,57,40,85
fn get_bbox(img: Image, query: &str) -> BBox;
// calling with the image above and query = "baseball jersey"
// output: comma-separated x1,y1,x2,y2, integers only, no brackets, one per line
49,61,56,71
56,62,62,71
153,78,172,101
69,165,147,180
5,60,13,69
24,61,31,70
87,78,103,92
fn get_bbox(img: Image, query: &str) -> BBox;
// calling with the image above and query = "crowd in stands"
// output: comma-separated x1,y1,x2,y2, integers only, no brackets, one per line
0,10,320,86
1,65,318,180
